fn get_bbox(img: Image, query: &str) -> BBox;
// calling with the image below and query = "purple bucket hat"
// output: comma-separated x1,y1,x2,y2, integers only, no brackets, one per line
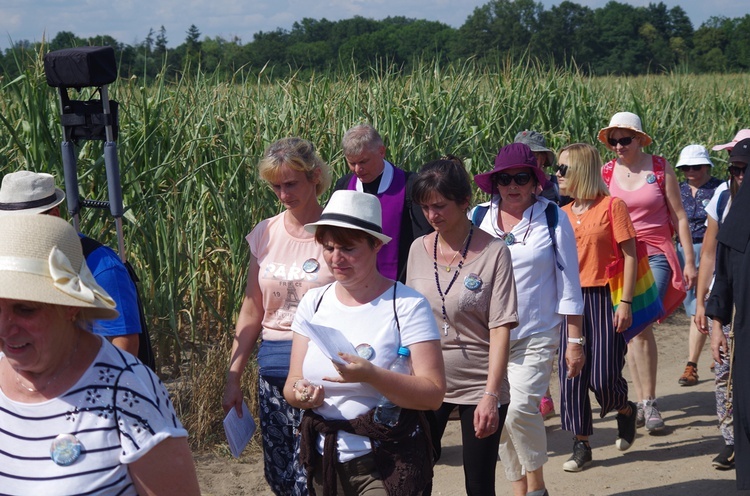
474,143,549,194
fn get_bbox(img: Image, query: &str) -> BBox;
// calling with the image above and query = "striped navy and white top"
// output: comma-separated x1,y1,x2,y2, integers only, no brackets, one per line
0,337,187,495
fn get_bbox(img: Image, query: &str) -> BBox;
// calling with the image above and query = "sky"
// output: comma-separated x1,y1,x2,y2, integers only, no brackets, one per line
1,0,745,51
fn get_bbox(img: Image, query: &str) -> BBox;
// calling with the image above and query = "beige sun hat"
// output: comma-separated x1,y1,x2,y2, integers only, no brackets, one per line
597,112,653,148
305,190,391,244
0,171,66,215
0,214,118,320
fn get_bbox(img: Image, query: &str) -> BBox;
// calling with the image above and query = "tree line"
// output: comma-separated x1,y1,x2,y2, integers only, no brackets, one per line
2,0,749,79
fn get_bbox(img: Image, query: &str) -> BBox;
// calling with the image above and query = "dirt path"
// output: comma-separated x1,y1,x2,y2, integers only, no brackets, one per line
195,312,743,495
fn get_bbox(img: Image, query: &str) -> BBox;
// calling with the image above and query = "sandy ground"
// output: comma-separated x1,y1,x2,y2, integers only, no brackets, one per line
195,312,745,495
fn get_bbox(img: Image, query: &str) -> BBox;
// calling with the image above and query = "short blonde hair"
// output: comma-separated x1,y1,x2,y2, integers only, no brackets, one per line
558,143,609,200
258,137,332,197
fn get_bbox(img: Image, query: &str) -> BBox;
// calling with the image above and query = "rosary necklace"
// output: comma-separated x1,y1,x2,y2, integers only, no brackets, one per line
433,226,473,336
14,335,79,394
438,229,472,272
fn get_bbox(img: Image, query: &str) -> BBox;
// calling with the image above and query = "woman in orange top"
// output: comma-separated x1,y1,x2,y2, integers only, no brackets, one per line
555,143,639,472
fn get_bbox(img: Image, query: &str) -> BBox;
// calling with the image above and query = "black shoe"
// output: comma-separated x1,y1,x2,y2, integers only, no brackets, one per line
562,439,592,472
712,445,735,470
616,400,637,451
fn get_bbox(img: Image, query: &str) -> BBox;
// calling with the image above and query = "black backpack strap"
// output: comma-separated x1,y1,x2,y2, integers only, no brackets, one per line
392,282,400,333
544,203,564,271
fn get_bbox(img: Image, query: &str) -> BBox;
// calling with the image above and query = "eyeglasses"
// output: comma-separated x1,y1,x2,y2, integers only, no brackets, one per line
679,165,706,172
729,165,747,177
608,136,634,147
555,164,569,177
495,172,532,186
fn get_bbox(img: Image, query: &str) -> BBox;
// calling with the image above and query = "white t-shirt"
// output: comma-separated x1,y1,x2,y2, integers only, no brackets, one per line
292,281,439,462
705,181,731,223
470,195,584,341
0,338,187,495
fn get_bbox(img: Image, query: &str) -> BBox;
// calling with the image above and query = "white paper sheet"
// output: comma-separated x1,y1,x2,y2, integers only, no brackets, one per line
223,401,256,458
297,319,357,365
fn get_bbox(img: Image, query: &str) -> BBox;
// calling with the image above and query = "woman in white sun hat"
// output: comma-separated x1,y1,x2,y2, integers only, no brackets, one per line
284,190,445,495
598,111,694,435
673,145,723,389
0,214,199,495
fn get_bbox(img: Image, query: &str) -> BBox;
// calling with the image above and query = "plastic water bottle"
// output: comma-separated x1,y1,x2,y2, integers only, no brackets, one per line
374,346,412,427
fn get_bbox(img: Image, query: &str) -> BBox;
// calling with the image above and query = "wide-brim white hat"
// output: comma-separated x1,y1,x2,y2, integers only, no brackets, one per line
0,171,66,215
0,214,118,320
676,144,714,168
597,111,653,148
713,129,750,151
305,190,391,244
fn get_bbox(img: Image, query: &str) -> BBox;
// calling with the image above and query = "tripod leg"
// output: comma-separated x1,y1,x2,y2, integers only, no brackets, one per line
61,141,81,232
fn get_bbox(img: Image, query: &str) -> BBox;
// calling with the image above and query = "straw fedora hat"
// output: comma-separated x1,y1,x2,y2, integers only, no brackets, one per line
0,214,118,320
305,190,392,244
0,171,66,215
474,143,548,195
597,112,653,148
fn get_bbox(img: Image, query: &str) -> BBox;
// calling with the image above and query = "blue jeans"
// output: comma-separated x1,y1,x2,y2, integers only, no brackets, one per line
648,253,672,305
676,242,701,316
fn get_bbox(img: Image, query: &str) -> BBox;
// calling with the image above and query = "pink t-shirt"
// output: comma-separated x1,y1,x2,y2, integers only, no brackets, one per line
247,212,334,341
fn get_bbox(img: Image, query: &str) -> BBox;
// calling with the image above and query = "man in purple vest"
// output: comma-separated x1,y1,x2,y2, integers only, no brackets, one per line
333,124,432,282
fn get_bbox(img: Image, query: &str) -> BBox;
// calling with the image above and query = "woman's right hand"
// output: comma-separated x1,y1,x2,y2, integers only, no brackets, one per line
222,380,243,416
694,302,709,335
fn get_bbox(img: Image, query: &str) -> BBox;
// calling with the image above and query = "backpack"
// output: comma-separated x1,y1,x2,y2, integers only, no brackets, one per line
471,201,564,271
80,236,156,371
716,189,730,228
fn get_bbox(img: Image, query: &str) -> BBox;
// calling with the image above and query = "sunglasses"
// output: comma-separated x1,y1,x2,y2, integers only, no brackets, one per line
495,172,532,186
729,165,747,177
679,165,706,172
608,136,634,147
555,164,569,177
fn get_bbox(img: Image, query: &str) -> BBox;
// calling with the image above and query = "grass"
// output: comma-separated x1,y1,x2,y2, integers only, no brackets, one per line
1,48,748,448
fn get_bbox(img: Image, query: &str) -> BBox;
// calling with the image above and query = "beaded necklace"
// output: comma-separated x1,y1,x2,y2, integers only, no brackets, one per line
433,226,473,336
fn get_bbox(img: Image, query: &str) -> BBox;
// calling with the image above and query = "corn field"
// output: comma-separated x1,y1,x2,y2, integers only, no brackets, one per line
1,50,748,447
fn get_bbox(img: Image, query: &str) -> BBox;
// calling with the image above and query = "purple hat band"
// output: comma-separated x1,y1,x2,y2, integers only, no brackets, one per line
474,143,549,194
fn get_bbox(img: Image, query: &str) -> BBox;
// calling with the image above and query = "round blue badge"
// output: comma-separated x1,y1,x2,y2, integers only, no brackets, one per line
302,258,320,273
356,343,375,360
646,173,657,184
50,433,82,466
503,232,516,246
464,273,482,290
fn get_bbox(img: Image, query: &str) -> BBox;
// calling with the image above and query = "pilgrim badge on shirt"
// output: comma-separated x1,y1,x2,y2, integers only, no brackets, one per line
464,273,482,291
50,433,82,466
646,173,657,184
356,343,375,360
302,258,320,273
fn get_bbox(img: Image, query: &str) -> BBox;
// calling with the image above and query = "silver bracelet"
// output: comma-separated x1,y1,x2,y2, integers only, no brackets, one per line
483,391,500,401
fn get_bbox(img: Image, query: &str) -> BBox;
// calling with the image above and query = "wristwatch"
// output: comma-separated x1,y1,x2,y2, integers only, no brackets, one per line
567,336,586,346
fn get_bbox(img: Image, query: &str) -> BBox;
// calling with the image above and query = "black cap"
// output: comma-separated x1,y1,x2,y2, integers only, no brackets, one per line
729,138,750,164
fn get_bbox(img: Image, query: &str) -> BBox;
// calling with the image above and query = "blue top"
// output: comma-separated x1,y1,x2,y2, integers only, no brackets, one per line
80,234,142,337
679,177,723,242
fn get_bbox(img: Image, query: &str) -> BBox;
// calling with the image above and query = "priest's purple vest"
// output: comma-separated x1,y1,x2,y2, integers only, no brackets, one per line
347,168,406,280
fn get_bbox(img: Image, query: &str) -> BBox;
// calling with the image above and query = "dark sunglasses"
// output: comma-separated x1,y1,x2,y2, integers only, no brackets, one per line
608,136,634,147
495,172,532,186
679,165,706,172
729,165,748,177
555,164,569,177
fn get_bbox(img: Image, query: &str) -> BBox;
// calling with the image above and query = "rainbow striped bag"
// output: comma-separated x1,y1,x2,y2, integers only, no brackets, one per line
605,198,665,342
